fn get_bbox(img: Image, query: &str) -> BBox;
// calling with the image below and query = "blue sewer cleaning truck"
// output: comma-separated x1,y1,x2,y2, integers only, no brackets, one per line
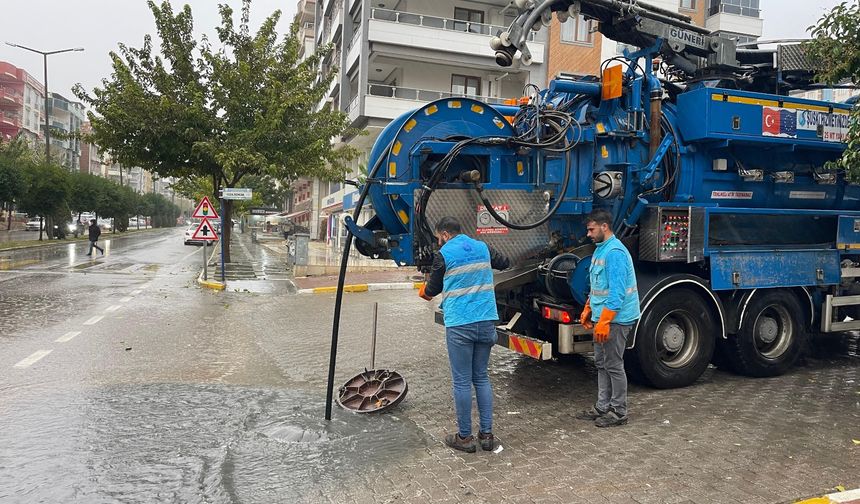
345,0,858,388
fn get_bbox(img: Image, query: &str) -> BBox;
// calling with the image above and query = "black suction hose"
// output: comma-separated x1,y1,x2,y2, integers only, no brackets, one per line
325,139,393,421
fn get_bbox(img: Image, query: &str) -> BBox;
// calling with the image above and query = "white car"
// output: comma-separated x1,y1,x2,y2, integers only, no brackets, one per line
25,218,43,231
184,222,217,245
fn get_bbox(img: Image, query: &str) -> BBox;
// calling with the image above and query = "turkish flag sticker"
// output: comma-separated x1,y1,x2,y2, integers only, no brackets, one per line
762,107,781,136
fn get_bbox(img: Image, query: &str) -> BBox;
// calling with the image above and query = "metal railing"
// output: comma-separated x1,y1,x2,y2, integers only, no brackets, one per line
347,27,362,52
1,112,22,126
0,87,24,103
708,3,760,18
347,95,360,113
366,83,510,105
370,8,543,42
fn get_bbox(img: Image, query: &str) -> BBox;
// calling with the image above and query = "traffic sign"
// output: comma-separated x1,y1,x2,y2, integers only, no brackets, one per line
221,188,252,200
192,196,219,220
191,220,219,241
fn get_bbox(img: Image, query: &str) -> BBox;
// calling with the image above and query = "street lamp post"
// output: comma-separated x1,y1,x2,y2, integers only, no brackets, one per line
5,43,84,163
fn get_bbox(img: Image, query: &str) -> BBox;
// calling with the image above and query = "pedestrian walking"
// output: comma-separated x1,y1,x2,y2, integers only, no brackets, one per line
419,217,509,453
87,219,105,256
576,209,640,427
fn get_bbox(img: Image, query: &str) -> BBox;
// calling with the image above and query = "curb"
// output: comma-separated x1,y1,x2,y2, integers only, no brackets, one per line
0,227,163,252
197,270,225,290
298,281,424,295
796,487,860,504
197,243,225,291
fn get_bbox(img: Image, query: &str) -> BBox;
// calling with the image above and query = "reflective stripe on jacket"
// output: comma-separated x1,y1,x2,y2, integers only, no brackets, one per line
439,234,499,327
589,235,640,324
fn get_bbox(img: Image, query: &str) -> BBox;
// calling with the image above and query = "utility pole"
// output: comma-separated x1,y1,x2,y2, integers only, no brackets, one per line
5,43,84,163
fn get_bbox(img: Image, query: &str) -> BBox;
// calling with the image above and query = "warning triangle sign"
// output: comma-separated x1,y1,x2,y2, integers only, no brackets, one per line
191,219,219,241
192,196,219,220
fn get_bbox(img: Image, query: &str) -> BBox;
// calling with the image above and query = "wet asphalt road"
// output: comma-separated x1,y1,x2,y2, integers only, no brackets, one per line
1,230,859,503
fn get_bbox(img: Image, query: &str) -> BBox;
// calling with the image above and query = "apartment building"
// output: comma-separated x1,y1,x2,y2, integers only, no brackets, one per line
79,121,106,176
47,92,86,171
312,0,549,247
0,61,45,144
546,0,761,82
287,0,321,233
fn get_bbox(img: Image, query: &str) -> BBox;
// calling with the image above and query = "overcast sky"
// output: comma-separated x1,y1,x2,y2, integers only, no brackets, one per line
0,0,845,104
0,0,297,103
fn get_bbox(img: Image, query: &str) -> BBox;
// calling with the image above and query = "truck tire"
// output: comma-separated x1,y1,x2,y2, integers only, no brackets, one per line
725,290,805,377
628,288,716,388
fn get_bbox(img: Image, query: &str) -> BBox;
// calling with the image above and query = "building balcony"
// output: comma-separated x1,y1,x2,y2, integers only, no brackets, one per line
705,7,763,37
1,112,22,128
0,62,22,83
0,87,23,107
368,8,545,65
345,27,362,72
49,98,70,112
362,83,510,121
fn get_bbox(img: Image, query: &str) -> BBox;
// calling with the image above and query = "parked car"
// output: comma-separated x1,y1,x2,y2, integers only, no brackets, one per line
98,218,112,231
25,218,43,231
184,222,217,245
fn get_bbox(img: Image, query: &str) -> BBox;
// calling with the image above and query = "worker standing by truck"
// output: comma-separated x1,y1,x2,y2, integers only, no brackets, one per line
419,217,510,452
577,209,640,427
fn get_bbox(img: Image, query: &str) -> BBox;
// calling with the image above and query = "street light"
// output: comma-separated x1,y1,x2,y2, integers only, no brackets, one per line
5,43,84,163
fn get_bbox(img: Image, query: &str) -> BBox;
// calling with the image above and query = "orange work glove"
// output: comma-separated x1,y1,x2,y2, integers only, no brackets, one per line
418,284,433,301
579,299,593,329
594,308,617,344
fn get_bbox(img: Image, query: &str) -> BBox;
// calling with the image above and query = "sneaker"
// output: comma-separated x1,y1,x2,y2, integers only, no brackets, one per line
575,405,606,421
478,432,494,451
444,433,476,453
594,409,628,428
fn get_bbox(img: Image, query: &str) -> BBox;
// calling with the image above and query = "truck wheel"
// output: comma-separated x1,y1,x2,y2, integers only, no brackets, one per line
726,290,805,377
629,288,716,388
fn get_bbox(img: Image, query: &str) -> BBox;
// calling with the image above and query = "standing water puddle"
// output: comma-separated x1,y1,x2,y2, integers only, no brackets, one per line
0,383,427,503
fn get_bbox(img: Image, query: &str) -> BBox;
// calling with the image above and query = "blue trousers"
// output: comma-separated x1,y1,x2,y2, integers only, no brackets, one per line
445,320,496,438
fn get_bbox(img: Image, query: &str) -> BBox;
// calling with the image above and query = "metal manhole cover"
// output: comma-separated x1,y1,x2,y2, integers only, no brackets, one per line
337,369,408,413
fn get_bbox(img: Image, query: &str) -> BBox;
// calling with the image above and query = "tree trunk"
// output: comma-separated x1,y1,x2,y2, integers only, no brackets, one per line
38,216,44,241
5,202,11,231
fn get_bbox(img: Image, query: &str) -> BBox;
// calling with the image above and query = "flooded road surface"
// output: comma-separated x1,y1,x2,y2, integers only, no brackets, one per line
1,228,859,503
0,384,426,503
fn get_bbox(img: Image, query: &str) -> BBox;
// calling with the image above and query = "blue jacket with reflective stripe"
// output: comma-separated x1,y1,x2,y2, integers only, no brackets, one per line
438,234,498,327
589,235,640,324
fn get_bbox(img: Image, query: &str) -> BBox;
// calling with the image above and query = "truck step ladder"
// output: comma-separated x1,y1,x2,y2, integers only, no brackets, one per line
822,267,860,332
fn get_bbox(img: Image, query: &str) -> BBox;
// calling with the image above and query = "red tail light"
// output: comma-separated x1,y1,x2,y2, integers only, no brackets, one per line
541,305,574,324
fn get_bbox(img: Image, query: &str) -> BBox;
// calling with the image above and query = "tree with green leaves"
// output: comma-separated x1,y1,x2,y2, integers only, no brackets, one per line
68,172,103,223
807,0,860,179
75,0,358,261
18,160,70,241
0,137,33,231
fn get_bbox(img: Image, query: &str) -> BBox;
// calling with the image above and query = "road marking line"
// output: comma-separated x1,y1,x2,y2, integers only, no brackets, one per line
14,350,53,368
178,248,201,263
131,290,142,295
84,315,104,325
55,331,81,343
119,296,132,303
105,305,121,312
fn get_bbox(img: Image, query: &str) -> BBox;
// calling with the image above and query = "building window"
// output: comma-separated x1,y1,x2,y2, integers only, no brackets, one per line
453,7,484,33
560,15,593,44
708,0,760,18
680,0,695,9
451,74,481,97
